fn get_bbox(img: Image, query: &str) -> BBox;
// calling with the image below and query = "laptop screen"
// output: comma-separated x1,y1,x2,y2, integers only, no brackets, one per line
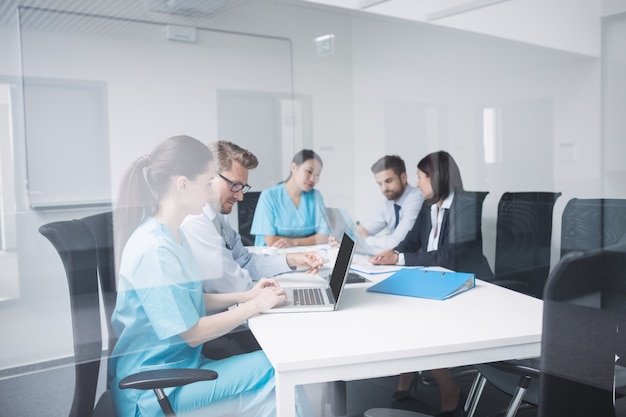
330,233,356,302
325,208,377,255
325,207,355,240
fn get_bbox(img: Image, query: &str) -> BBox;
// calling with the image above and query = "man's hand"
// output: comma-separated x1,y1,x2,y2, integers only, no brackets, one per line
356,223,369,238
286,252,325,274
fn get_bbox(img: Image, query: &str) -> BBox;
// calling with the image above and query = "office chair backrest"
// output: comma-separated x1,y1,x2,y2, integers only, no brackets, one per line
560,198,626,258
494,191,561,298
39,216,108,417
461,190,489,240
41,211,219,417
81,212,118,362
237,191,261,246
539,248,626,417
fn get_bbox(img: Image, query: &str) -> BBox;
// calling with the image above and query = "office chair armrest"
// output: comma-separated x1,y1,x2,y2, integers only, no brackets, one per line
486,358,541,379
119,368,218,390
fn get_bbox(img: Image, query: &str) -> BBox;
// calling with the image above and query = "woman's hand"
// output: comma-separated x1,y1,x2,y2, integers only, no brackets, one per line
246,278,287,311
367,249,399,265
270,237,297,248
327,235,340,248
184,279,286,347
247,278,280,297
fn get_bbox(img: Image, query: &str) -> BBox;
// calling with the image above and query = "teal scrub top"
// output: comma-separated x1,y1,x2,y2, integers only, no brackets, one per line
250,184,331,246
109,218,285,417
109,218,205,417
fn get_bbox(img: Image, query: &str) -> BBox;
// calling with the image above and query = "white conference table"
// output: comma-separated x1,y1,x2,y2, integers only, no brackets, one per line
248,252,543,417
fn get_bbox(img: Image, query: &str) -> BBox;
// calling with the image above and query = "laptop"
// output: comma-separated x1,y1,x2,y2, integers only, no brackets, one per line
325,207,377,256
263,232,356,313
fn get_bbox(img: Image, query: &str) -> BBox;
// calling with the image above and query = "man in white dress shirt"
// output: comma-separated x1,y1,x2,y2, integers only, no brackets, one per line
182,141,323,359
356,155,423,251
182,140,323,296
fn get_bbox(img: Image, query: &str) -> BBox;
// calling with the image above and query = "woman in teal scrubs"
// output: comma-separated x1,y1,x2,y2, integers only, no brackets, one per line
109,136,305,417
251,149,331,247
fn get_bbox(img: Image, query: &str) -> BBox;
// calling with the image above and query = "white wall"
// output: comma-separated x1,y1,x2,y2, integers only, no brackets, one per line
603,12,626,197
347,15,601,269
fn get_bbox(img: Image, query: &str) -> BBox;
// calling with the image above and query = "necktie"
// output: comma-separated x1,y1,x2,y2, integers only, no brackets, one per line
393,203,401,230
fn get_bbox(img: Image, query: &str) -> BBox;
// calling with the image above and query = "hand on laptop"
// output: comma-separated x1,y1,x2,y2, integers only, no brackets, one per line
247,278,288,310
367,249,399,265
286,252,325,274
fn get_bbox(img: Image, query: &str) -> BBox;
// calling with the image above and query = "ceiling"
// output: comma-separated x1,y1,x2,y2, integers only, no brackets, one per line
296,0,515,22
0,0,268,27
294,0,604,57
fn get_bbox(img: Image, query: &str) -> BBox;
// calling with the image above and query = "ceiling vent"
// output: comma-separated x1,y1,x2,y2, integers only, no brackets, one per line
146,0,226,17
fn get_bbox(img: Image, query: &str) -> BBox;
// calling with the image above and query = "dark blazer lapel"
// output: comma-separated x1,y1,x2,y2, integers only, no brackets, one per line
420,204,433,246
438,206,450,247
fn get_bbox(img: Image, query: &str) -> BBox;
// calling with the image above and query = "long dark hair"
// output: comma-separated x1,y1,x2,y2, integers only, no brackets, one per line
114,135,213,254
285,149,323,182
417,150,464,205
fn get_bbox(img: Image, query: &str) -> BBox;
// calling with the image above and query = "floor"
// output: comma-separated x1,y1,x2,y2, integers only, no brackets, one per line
3,361,626,417
0,359,80,417
336,370,535,417
0,364,511,417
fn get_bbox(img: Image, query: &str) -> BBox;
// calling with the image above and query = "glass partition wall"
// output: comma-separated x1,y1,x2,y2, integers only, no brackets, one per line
4,3,298,370
0,0,619,391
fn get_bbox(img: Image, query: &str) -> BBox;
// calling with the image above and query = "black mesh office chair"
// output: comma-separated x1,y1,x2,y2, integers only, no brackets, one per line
237,191,261,246
462,190,490,243
39,212,217,417
539,248,626,417
491,191,561,298
560,198,626,257
467,248,626,417
465,192,561,417
467,197,626,417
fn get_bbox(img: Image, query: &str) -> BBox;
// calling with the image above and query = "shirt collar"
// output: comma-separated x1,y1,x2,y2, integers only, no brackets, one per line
441,192,454,209
203,203,219,221
394,184,415,205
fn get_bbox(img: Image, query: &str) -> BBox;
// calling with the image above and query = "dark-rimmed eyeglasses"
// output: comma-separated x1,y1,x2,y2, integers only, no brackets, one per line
217,173,251,194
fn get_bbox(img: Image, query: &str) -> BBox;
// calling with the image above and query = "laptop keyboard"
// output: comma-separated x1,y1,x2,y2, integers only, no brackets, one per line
293,288,325,306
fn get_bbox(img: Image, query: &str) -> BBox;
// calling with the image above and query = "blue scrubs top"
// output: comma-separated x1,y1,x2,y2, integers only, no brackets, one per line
250,183,331,246
109,218,276,417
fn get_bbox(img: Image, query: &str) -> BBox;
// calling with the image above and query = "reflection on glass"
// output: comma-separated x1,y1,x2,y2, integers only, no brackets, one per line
0,82,20,301
482,106,499,164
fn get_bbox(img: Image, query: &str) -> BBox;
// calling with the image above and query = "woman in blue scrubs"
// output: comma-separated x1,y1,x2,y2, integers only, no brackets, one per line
109,136,303,417
251,149,331,248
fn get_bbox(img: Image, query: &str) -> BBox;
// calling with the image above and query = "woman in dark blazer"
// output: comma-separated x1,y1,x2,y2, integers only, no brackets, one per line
369,150,493,416
395,190,493,278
